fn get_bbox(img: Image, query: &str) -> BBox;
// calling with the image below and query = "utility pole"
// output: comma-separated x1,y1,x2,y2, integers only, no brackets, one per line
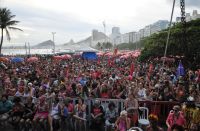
25,42,27,55
162,0,176,66
180,0,187,55
28,42,30,55
52,32,56,54
103,21,106,51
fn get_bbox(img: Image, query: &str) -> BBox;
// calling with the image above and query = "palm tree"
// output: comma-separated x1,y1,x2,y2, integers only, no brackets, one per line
0,8,22,54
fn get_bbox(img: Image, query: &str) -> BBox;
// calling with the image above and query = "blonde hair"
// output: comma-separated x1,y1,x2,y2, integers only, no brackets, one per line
120,110,127,116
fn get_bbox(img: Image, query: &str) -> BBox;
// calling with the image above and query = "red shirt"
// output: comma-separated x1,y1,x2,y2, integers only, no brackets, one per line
101,92,109,98
166,111,186,130
67,103,74,112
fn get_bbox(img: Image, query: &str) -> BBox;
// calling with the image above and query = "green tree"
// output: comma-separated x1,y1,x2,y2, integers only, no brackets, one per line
96,42,101,50
0,8,22,54
105,42,113,49
102,42,113,49
139,18,200,69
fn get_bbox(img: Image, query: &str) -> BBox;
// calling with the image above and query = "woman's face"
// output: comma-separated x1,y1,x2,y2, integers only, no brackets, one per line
27,97,32,104
78,99,83,104
128,93,134,99
117,85,120,90
139,83,143,88
2,96,7,102
109,105,114,110
120,115,126,120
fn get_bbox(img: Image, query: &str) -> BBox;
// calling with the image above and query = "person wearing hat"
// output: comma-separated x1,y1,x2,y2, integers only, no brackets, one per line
115,110,131,131
166,105,186,131
28,82,36,97
90,99,104,131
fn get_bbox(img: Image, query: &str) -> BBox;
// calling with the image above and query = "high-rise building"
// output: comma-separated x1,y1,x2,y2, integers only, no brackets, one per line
121,33,130,43
139,29,145,39
144,25,151,37
129,32,137,43
191,10,200,20
110,27,121,45
193,10,198,16
150,20,169,34
176,10,200,22
185,13,192,22
112,27,120,35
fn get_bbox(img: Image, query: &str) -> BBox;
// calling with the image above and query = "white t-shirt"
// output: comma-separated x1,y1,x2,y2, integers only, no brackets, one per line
138,88,146,98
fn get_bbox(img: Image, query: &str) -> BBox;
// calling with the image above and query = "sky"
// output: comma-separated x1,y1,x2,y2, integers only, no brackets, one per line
0,0,200,46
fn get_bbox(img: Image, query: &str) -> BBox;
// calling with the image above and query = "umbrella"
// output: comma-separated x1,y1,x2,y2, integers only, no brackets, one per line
97,52,104,57
53,56,63,61
120,55,129,59
61,54,72,60
176,61,185,78
27,57,39,62
104,52,113,57
11,57,24,63
0,57,9,62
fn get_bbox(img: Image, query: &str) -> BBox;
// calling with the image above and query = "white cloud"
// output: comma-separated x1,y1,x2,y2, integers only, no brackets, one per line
1,0,199,46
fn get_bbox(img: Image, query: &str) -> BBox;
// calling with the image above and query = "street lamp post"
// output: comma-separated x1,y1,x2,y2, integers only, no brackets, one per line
103,21,106,51
52,32,56,54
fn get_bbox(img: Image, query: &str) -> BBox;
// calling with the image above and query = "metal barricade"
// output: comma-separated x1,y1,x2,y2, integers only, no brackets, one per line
7,95,181,125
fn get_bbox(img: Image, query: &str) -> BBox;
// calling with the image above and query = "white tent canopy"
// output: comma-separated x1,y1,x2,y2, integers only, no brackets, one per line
59,44,98,52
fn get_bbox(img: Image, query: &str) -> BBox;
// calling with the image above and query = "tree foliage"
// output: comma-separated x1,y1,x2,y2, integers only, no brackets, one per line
139,18,200,69
102,42,113,49
0,8,22,54
117,40,144,50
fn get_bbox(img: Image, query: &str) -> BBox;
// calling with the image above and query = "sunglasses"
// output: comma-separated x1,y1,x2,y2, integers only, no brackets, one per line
173,109,178,112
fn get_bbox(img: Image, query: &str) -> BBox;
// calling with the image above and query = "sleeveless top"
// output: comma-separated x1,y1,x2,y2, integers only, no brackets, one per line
75,104,86,119
37,103,48,113
118,119,126,131
51,103,59,116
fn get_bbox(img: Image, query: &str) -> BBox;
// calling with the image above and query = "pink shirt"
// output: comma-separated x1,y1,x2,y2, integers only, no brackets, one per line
166,111,186,131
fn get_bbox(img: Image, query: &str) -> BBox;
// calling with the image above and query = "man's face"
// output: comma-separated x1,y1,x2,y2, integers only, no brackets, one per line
2,96,6,102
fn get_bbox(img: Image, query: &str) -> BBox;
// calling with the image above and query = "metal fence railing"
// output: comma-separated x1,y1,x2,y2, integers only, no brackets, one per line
8,96,179,124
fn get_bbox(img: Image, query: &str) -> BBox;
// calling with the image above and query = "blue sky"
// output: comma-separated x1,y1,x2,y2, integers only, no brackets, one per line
1,0,200,46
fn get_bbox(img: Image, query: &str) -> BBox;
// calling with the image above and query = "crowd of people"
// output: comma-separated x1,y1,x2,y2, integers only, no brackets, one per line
0,54,199,131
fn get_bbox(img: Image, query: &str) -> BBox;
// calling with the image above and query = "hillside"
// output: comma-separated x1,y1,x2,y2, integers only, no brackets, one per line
63,39,75,46
33,40,54,49
75,31,109,46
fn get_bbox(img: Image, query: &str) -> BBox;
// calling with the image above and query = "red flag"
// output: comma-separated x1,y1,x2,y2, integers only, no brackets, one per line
97,58,100,65
108,57,114,67
113,48,118,56
149,63,153,72
148,63,153,79
130,63,134,76
108,58,111,66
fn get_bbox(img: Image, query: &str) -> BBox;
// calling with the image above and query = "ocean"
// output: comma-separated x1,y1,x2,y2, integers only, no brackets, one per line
2,49,54,55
